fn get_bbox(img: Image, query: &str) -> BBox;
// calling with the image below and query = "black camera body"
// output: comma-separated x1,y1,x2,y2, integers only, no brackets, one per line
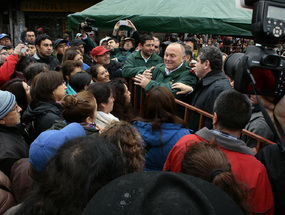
78,17,94,32
225,45,285,96
251,0,285,45
225,0,285,97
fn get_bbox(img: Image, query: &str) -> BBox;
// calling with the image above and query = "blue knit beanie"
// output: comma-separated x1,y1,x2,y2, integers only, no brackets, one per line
0,90,16,119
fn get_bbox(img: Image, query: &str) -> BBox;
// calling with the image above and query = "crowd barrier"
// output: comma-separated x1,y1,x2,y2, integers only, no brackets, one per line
128,78,276,152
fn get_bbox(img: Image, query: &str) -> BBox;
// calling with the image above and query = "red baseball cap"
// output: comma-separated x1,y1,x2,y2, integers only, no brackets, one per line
90,46,109,57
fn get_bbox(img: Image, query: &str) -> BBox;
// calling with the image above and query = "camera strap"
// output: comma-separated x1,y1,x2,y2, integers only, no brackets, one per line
250,80,285,161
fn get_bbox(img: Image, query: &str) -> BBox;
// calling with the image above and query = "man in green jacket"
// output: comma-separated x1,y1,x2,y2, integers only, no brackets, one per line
134,42,197,100
122,35,163,78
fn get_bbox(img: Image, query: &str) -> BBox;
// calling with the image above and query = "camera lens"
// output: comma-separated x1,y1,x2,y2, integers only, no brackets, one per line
224,53,244,80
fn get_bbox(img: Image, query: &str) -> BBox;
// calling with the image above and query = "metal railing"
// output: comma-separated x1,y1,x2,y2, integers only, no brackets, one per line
128,78,276,152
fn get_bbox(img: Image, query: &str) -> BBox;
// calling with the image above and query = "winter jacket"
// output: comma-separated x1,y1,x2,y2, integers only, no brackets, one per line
0,54,19,87
10,158,34,204
32,52,60,70
22,101,62,141
256,144,285,215
185,70,232,132
0,170,16,214
122,50,163,78
145,61,198,100
132,121,191,171
110,48,132,63
164,127,275,215
0,125,29,177
242,110,275,148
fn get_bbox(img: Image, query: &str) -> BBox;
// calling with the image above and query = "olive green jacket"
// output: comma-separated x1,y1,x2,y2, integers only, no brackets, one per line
145,61,198,100
122,50,163,78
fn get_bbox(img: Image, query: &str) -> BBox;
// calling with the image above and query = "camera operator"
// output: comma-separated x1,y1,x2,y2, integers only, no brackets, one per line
224,1,285,214
78,21,97,52
255,95,285,215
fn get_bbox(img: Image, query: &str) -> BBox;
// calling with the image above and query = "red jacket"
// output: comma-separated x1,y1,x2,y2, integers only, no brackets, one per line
163,132,274,215
0,54,19,86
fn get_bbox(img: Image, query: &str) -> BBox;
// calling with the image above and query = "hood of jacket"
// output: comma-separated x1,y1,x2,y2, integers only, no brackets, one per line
22,101,62,122
133,121,185,146
33,52,56,65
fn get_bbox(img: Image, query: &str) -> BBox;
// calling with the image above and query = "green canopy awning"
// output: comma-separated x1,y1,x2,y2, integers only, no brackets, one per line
68,0,252,36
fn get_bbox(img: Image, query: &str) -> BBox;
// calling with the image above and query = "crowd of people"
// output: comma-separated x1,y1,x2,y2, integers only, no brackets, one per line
0,18,285,215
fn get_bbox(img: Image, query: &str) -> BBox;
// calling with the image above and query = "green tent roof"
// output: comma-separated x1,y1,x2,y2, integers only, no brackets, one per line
68,0,253,36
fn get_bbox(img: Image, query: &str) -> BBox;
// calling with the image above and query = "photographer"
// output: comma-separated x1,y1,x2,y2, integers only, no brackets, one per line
223,1,285,214
255,95,285,215
78,21,97,53
112,19,140,49
0,43,27,87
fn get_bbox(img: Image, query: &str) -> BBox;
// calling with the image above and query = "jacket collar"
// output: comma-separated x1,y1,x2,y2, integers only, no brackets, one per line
201,70,226,86
196,127,254,155
33,52,54,64
134,50,160,61
157,61,188,79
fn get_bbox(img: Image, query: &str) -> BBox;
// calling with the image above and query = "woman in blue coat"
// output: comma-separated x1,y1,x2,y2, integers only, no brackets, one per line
132,87,191,171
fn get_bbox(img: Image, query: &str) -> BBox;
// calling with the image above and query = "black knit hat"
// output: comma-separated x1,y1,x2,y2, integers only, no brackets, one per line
84,171,243,215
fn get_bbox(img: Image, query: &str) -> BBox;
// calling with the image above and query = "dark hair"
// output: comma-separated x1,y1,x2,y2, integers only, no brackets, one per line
35,34,52,47
28,41,35,46
100,121,145,173
198,46,223,71
24,62,49,84
139,34,154,46
107,37,119,43
184,37,198,50
30,70,63,104
15,56,36,73
89,64,104,81
68,46,83,55
15,136,125,215
213,89,251,130
61,91,96,123
1,78,29,113
87,82,113,110
181,141,251,215
62,49,82,63
137,87,186,130
109,79,133,122
184,45,193,58
69,71,92,93
61,60,83,82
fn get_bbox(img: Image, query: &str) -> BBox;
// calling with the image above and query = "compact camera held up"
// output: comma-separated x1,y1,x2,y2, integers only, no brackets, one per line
225,0,285,98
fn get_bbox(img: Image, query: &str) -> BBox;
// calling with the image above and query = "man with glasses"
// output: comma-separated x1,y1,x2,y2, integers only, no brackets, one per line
0,43,26,87
0,90,29,177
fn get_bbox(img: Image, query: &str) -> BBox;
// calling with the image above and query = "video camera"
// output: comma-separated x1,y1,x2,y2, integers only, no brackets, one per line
224,0,285,97
78,17,95,33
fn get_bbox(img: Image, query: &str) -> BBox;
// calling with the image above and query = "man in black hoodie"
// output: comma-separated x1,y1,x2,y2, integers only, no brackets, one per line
32,34,60,70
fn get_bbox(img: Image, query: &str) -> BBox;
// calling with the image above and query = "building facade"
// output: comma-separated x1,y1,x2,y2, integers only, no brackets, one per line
0,0,101,45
